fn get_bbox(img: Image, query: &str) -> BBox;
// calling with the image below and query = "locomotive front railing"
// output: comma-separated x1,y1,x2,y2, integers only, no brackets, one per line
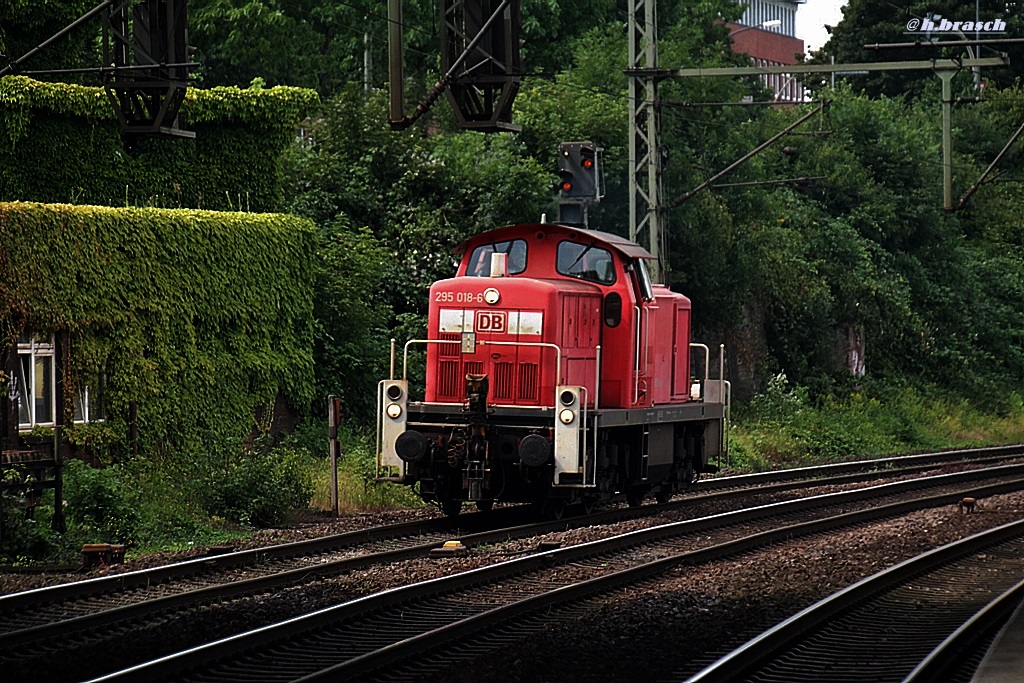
475,341,563,390
399,338,564,406
689,342,731,464
690,343,710,386
577,384,598,487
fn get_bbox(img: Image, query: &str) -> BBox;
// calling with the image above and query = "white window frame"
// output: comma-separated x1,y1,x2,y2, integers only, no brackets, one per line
73,378,107,424
15,334,57,430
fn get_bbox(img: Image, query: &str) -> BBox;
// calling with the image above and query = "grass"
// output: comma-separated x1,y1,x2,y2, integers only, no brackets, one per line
308,459,424,514
725,375,1024,473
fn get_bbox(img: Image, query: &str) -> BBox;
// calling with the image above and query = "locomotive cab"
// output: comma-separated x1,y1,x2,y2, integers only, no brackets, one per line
377,224,727,516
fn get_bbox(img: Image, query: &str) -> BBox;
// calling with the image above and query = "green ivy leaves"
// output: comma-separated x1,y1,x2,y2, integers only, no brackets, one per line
0,202,316,458
0,76,318,212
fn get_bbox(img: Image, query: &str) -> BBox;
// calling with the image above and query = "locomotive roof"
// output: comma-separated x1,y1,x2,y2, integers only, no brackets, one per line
456,224,654,260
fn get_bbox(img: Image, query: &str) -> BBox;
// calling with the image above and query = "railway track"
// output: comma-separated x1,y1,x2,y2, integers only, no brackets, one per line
1,445,1015,655
85,461,1024,682
0,514,478,645
688,519,1024,683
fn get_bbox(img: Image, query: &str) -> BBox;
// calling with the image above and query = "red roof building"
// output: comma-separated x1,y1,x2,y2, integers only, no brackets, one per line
727,0,806,101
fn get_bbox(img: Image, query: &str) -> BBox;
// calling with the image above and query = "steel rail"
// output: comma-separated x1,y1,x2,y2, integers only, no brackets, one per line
4,445,1019,650
902,578,1024,682
0,515,464,612
0,529,459,649
310,477,1024,682
88,465,1024,682
0,460,909,650
696,443,1024,491
2,503,665,648
688,519,1024,682
687,450,1022,503
0,446,988,611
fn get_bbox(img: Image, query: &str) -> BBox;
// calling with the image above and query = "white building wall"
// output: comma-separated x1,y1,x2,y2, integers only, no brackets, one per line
735,0,804,38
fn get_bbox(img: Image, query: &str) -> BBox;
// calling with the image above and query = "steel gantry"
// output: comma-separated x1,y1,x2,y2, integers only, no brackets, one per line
627,0,667,283
625,0,1011,273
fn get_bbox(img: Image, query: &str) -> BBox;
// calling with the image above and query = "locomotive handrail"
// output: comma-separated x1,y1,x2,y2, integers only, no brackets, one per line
688,343,731,466
690,343,710,384
375,380,385,470
633,305,641,405
630,303,659,404
389,338,396,379
724,379,732,465
644,304,657,374
478,341,562,389
579,385,589,472
402,339,461,381
400,338,563,400
577,384,599,487
719,343,726,392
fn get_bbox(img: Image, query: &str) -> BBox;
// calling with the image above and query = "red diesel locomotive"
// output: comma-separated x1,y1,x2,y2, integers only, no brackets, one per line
377,223,728,516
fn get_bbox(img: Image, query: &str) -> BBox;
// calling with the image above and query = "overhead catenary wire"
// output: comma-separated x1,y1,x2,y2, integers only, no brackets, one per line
669,100,830,209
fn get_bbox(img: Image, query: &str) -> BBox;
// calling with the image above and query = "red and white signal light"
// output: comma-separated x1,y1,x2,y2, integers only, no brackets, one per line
558,141,600,200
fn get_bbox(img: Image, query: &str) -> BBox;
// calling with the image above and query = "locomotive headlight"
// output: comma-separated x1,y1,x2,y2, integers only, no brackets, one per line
559,409,575,425
386,403,403,419
484,288,500,305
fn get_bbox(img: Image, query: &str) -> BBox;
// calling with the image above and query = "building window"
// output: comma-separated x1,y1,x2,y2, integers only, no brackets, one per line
14,334,56,429
73,376,107,424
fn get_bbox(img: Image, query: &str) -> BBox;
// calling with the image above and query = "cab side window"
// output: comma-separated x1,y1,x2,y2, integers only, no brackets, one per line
466,240,528,276
556,241,616,285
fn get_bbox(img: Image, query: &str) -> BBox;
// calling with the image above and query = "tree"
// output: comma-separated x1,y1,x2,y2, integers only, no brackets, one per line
187,0,627,97
282,86,551,418
815,0,1024,100
0,1,101,80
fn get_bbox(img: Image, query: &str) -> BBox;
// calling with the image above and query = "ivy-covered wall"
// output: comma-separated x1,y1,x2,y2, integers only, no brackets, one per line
0,76,319,211
1,202,316,456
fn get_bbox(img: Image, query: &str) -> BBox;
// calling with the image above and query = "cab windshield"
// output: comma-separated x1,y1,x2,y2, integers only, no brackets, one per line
466,239,527,276
556,241,616,285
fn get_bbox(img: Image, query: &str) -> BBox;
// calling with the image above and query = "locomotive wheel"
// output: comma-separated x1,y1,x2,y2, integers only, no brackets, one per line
547,499,566,520
581,497,595,515
655,489,672,505
682,461,696,490
626,487,644,508
475,499,494,513
442,497,462,518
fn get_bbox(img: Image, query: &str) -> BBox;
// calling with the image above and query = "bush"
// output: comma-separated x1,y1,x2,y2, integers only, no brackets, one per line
335,433,424,512
0,481,52,563
62,459,141,546
2,461,146,564
205,444,313,528
291,418,423,513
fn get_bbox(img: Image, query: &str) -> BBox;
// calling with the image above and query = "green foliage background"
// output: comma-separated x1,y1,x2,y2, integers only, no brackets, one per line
5,0,1024,420
3,1,1024,546
814,0,1024,99
0,76,319,210
261,0,1024,413
0,202,316,457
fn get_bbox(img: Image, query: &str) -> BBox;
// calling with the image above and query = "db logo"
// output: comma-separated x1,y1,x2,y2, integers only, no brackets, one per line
475,310,507,333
